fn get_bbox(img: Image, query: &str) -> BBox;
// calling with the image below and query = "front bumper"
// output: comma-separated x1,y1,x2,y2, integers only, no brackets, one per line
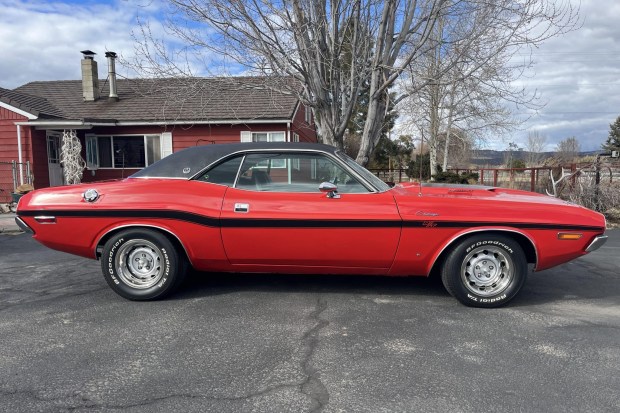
585,235,608,252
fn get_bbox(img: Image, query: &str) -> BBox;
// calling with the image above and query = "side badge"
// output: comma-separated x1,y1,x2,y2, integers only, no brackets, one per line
183,167,191,174
83,189,100,203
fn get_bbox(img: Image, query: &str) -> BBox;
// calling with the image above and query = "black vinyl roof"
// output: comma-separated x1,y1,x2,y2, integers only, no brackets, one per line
131,142,337,179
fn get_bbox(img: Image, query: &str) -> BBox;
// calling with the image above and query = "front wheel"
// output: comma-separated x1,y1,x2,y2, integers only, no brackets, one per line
441,234,528,308
101,229,187,300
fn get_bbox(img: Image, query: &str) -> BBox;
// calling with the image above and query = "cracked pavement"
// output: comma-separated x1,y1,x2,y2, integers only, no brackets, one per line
0,231,619,412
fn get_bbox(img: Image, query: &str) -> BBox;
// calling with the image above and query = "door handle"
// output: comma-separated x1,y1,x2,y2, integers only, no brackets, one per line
234,203,250,213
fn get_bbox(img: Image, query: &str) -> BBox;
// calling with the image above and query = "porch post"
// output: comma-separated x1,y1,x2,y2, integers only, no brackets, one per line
15,124,24,185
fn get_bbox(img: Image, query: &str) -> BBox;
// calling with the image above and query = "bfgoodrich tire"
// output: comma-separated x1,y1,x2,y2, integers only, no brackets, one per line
101,229,187,300
441,234,528,308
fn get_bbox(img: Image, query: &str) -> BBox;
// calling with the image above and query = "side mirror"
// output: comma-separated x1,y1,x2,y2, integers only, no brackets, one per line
319,182,340,199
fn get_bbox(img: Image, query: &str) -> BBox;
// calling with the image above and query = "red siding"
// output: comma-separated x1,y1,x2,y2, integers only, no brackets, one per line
171,124,289,150
4,116,318,189
0,107,28,199
78,123,296,183
0,106,26,162
291,103,318,143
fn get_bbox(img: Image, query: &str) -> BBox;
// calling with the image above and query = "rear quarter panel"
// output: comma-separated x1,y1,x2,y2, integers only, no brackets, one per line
17,179,231,271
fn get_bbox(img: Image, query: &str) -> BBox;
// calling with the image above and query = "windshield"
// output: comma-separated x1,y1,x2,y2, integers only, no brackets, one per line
336,151,391,192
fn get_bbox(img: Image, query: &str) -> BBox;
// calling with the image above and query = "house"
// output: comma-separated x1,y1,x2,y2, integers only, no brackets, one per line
0,51,317,200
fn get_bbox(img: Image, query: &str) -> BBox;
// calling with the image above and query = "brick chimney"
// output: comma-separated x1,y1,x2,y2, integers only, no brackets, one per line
80,50,100,101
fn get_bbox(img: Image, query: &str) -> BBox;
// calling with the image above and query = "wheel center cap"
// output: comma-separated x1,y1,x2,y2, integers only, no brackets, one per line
473,259,499,283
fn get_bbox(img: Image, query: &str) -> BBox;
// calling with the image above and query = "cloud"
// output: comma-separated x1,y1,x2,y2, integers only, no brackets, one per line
0,1,134,86
1,0,619,153
0,0,197,87
511,0,620,151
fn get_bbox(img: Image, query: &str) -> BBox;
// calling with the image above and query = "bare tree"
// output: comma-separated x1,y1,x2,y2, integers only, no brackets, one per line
556,136,581,164
399,1,577,176
525,131,548,166
129,0,579,165
436,129,472,169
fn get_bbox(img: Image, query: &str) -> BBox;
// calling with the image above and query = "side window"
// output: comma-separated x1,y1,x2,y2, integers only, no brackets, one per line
197,156,243,186
235,153,369,193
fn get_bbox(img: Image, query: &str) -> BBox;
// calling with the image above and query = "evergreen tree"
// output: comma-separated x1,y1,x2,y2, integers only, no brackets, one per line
602,115,620,151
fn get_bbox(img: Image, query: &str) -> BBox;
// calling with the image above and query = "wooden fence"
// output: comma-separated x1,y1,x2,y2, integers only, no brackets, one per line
369,161,620,195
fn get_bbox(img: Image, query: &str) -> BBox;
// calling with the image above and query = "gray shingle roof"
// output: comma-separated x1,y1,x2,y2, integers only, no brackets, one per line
0,87,64,118
9,76,299,123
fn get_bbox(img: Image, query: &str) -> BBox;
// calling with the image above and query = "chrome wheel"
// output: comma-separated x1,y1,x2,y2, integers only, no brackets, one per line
115,239,164,289
461,245,513,297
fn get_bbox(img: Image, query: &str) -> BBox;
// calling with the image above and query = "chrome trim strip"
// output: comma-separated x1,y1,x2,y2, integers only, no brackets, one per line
14,217,33,233
585,235,608,252
34,215,57,224
428,228,539,273
94,224,194,267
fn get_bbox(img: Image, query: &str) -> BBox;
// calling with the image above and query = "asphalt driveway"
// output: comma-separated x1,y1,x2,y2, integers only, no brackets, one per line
0,231,619,412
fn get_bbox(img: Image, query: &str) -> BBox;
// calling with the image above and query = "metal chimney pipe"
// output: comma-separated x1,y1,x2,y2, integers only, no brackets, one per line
105,51,119,102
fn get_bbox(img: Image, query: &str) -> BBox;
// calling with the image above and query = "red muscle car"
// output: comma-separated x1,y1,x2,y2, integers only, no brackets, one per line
15,143,607,307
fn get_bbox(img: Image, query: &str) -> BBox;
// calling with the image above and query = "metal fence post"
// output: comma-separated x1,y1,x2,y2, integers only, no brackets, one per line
26,161,32,185
11,160,17,191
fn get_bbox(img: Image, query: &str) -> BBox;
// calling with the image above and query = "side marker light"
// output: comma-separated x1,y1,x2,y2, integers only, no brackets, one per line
558,232,582,240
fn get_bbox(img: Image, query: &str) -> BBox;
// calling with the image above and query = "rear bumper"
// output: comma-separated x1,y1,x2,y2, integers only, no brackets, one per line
585,235,607,252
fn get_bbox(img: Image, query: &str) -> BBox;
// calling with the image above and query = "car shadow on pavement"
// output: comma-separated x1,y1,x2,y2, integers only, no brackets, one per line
174,270,451,301
172,258,620,307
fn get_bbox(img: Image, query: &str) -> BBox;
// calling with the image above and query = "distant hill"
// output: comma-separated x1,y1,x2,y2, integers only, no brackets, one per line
470,149,602,167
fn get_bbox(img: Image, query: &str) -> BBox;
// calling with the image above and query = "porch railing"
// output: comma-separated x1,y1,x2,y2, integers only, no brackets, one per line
0,161,32,203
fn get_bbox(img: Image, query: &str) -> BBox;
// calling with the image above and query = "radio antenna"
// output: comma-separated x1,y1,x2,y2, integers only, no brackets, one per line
418,135,424,196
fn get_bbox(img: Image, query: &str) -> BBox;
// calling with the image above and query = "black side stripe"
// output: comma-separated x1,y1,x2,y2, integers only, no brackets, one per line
19,209,219,227
17,209,604,232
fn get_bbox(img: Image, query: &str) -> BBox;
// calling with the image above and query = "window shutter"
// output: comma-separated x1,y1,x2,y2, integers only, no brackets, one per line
240,131,252,142
161,132,173,158
85,134,98,170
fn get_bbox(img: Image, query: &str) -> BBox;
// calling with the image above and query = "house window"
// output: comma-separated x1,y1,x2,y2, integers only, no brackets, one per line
304,105,311,124
86,134,170,169
239,131,287,167
253,132,285,142
240,131,286,143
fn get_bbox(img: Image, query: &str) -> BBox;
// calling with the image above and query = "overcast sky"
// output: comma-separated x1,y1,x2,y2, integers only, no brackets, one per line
1,0,619,151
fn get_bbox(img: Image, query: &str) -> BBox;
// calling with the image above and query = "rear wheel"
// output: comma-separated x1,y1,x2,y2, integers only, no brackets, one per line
101,229,187,300
441,234,528,308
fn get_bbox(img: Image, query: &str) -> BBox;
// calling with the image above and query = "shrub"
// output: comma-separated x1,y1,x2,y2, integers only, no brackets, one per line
432,171,479,184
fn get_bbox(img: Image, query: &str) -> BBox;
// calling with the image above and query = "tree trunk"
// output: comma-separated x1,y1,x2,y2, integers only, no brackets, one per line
441,83,457,171
355,66,388,165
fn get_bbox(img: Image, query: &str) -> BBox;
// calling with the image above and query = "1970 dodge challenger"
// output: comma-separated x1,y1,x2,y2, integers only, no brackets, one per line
15,142,607,307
